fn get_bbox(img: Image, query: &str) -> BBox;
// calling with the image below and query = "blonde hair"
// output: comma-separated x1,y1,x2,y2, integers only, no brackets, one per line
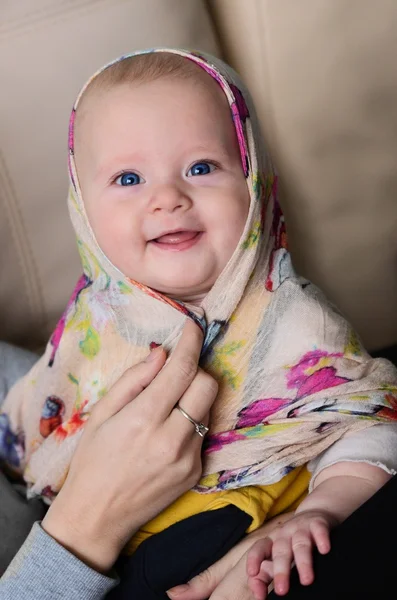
96,52,203,86
77,52,207,111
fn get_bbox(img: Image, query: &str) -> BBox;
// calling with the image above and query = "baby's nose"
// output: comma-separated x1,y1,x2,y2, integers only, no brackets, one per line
150,184,192,213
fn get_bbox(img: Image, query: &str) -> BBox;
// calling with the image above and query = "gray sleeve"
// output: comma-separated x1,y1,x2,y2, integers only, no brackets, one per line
308,423,397,491
0,471,47,574
0,523,119,600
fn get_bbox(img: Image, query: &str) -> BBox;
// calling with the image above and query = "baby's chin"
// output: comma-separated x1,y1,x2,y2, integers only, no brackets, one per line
154,285,210,306
140,277,214,305
121,264,220,304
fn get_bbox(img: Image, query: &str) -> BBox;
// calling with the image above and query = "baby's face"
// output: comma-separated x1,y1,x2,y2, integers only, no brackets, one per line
76,75,249,301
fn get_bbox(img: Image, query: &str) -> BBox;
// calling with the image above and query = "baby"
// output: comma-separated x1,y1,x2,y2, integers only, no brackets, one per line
2,49,397,599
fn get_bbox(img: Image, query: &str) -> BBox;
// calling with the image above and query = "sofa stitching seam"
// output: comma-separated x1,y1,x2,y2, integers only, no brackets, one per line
0,150,46,330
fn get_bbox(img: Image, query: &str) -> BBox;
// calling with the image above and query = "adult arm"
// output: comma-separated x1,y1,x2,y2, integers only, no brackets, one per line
0,523,117,600
1,320,218,599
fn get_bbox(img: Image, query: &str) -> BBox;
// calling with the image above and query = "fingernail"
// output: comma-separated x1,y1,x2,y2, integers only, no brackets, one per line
145,346,163,362
167,584,189,596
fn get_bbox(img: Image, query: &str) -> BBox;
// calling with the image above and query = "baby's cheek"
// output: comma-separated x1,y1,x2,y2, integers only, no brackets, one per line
89,208,122,256
84,197,105,235
103,222,143,277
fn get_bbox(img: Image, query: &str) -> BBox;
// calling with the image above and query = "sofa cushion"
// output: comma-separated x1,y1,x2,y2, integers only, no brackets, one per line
211,0,397,350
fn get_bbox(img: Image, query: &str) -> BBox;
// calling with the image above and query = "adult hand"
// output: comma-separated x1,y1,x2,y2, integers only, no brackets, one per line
167,512,294,600
42,319,218,573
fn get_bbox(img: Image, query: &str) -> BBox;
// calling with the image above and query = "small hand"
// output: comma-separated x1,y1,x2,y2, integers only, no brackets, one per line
167,513,294,600
247,510,335,599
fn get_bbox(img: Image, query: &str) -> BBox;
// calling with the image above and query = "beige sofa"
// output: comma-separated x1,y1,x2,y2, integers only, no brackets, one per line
1,0,397,354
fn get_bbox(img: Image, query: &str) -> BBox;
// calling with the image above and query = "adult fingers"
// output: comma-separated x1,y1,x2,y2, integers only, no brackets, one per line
271,537,293,596
206,553,252,600
167,368,218,440
291,530,314,586
208,577,252,600
136,319,203,421
89,346,166,426
167,564,222,600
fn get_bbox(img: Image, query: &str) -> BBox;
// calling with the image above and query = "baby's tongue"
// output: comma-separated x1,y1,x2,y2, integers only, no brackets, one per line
155,231,197,244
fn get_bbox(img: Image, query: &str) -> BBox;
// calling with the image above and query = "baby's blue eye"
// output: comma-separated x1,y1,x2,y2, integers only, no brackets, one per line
187,162,215,177
115,172,141,186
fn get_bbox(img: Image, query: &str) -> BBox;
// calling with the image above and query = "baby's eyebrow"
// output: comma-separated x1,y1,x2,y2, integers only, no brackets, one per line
185,145,233,161
94,155,143,180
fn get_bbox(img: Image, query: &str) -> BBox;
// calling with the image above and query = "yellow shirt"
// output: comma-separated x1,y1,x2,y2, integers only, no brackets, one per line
125,466,310,555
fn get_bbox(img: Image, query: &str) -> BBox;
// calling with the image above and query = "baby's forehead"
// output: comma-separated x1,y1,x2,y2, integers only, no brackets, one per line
82,83,234,159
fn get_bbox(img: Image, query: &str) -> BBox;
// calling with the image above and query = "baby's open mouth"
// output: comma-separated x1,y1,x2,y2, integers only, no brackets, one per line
150,230,203,251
